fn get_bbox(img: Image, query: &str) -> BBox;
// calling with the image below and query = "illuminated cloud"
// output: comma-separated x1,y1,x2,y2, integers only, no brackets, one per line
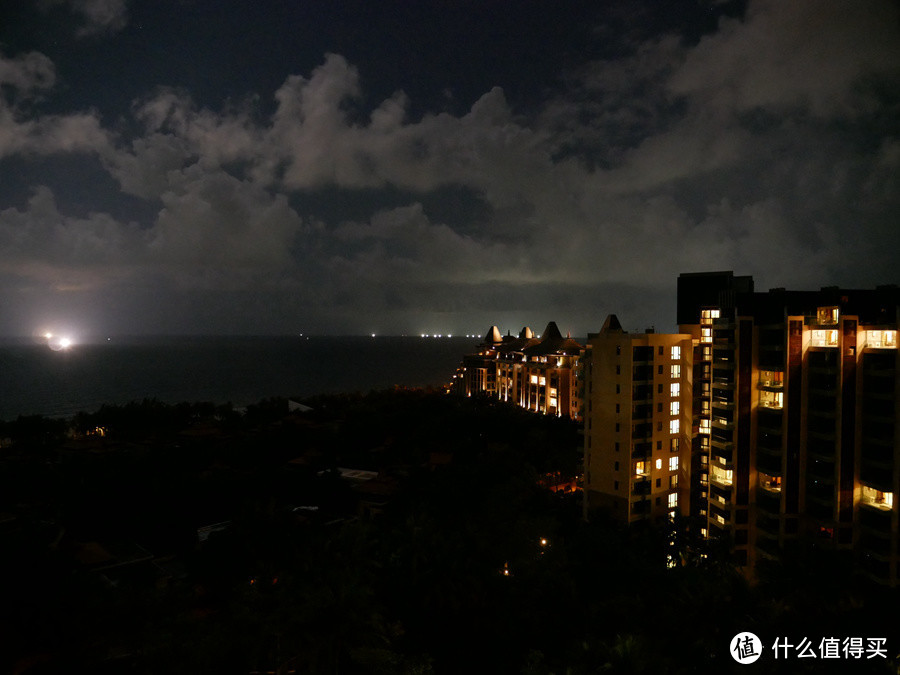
0,1,897,335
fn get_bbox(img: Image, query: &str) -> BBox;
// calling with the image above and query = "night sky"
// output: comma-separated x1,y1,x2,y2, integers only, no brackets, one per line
1,0,898,338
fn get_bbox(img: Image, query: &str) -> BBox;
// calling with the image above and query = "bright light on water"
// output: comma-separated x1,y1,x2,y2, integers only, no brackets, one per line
46,334,74,351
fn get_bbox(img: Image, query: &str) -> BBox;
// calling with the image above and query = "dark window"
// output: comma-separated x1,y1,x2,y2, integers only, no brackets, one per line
633,346,653,361
656,478,661,488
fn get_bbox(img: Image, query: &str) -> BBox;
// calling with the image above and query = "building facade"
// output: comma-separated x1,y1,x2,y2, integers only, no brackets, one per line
456,322,582,419
678,272,900,583
582,315,693,527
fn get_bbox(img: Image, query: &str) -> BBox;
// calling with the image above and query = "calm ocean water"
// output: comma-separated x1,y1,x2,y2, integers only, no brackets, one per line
0,336,476,421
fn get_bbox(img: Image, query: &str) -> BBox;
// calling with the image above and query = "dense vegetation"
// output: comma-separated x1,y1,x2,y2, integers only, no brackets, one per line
0,391,896,674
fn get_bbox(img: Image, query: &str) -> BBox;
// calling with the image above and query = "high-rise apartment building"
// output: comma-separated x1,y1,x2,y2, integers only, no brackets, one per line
678,273,900,583
582,315,693,527
677,272,755,564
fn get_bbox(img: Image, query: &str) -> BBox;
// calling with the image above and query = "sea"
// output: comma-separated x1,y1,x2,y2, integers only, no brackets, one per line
0,335,476,421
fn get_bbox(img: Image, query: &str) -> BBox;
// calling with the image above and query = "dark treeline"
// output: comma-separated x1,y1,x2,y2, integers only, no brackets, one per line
0,390,897,674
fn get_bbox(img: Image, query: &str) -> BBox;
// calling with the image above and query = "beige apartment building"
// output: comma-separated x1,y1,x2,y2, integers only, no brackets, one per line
582,315,693,527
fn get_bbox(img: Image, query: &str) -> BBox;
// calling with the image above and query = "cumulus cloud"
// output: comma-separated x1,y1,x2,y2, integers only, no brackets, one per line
0,186,144,290
149,168,305,283
0,51,112,160
0,51,55,92
668,0,900,117
1,0,899,335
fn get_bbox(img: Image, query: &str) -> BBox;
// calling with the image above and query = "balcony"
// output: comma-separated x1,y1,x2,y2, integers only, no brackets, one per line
756,450,781,476
710,466,733,487
709,503,730,524
810,329,840,348
758,375,784,391
711,417,734,431
756,487,781,515
859,503,892,532
860,486,894,512
631,500,651,516
710,448,734,469
632,477,651,496
865,330,898,350
710,482,732,503
708,428,732,448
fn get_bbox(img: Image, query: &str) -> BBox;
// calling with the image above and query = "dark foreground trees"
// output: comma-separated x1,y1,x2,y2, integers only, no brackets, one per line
1,391,897,674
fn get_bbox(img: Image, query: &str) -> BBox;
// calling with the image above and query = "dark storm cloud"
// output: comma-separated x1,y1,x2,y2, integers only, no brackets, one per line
0,0,898,336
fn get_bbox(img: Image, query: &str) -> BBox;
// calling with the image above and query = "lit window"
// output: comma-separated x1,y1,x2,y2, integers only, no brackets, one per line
671,365,681,379
701,327,712,343
669,457,679,472
861,486,894,510
760,473,782,491
759,370,783,388
669,419,680,434
817,306,839,325
711,465,733,486
669,475,678,488
670,401,680,416
670,438,679,452
539,376,546,386
549,397,557,407
811,329,839,347
867,330,898,349
635,461,648,476
759,390,783,409
530,375,538,384
670,382,680,397
668,493,678,508
656,458,662,470
671,345,681,360
699,419,710,434
701,309,720,325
